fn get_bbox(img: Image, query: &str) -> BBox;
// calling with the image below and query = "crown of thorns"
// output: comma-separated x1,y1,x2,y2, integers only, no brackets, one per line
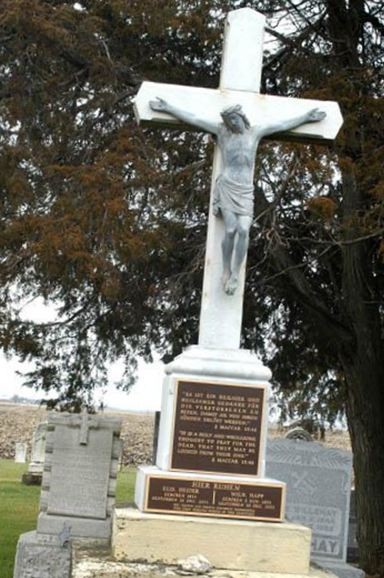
220,105,250,128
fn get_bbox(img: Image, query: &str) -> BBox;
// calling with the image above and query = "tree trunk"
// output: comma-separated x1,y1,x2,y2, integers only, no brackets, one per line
340,164,384,575
343,358,384,575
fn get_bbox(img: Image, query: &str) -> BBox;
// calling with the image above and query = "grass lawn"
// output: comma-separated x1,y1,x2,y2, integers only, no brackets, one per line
0,459,136,578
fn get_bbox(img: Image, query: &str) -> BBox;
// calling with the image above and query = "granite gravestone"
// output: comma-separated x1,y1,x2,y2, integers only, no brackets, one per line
266,439,363,578
15,442,27,463
22,421,47,485
13,530,71,578
14,410,122,577
37,410,122,540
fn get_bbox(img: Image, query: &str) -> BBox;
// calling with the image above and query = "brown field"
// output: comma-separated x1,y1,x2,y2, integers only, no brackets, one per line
0,402,155,465
0,401,351,466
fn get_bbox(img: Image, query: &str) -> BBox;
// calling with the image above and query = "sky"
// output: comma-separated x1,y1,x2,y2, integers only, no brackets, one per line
0,298,164,411
0,353,164,412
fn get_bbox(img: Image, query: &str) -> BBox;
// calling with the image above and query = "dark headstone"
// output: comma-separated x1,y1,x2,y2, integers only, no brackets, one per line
152,411,161,464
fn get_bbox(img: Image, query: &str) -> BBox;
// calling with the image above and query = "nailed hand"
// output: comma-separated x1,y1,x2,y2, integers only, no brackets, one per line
307,108,326,122
149,97,169,112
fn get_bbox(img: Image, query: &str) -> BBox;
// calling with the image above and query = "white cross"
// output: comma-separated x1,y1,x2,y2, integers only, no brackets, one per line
134,8,343,350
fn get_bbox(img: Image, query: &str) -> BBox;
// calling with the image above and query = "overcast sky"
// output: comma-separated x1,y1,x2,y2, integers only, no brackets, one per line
0,298,164,411
0,353,164,411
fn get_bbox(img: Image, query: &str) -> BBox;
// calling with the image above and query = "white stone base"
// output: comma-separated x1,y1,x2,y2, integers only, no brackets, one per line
156,346,271,476
112,507,311,575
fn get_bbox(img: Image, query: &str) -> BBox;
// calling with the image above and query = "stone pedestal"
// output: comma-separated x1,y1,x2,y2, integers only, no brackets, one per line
74,542,338,578
113,508,311,574
110,346,319,578
109,346,318,577
155,347,271,474
135,466,285,522
134,346,285,522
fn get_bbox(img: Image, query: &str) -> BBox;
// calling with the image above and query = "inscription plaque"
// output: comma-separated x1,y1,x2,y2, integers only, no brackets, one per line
145,475,284,521
171,380,265,475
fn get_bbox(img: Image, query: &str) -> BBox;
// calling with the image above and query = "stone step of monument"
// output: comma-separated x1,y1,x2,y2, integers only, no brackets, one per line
73,547,338,578
112,507,311,575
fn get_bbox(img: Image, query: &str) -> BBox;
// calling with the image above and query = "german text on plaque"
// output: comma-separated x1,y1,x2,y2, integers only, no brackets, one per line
171,380,265,475
146,475,284,521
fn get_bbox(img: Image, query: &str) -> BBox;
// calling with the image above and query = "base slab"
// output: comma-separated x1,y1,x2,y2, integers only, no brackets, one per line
73,556,337,578
14,531,71,578
37,512,111,542
112,507,311,575
318,561,364,578
21,472,43,486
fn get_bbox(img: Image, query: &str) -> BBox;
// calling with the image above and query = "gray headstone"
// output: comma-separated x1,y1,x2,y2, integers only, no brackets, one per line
13,531,71,578
15,442,28,463
37,410,122,541
22,422,48,485
47,422,112,518
266,439,363,578
30,422,47,471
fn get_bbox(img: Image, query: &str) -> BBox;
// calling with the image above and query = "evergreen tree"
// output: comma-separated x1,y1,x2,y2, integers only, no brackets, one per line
0,1,383,572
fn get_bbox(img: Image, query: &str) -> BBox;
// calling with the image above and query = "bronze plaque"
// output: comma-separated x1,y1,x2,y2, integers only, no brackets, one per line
171,380,265,475
146,475,284,521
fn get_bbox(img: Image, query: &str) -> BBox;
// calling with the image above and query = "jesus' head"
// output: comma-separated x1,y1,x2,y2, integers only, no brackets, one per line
221,104,250,133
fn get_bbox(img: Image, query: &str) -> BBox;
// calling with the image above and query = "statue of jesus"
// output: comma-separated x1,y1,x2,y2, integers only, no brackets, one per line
150,98,326,295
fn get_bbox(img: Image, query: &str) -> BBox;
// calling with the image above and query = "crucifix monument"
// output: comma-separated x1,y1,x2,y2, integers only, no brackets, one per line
123,8,343,572
134,8,342,350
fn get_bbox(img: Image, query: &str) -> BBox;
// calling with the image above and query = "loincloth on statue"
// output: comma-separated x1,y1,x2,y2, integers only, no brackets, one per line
212,174,254,218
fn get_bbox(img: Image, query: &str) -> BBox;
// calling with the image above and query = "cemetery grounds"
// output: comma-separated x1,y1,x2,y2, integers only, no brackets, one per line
0,402,351,578
0,459,135,578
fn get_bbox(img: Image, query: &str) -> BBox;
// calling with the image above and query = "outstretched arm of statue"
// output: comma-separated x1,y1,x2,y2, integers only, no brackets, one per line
149,97,219,135
259,108,326,138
